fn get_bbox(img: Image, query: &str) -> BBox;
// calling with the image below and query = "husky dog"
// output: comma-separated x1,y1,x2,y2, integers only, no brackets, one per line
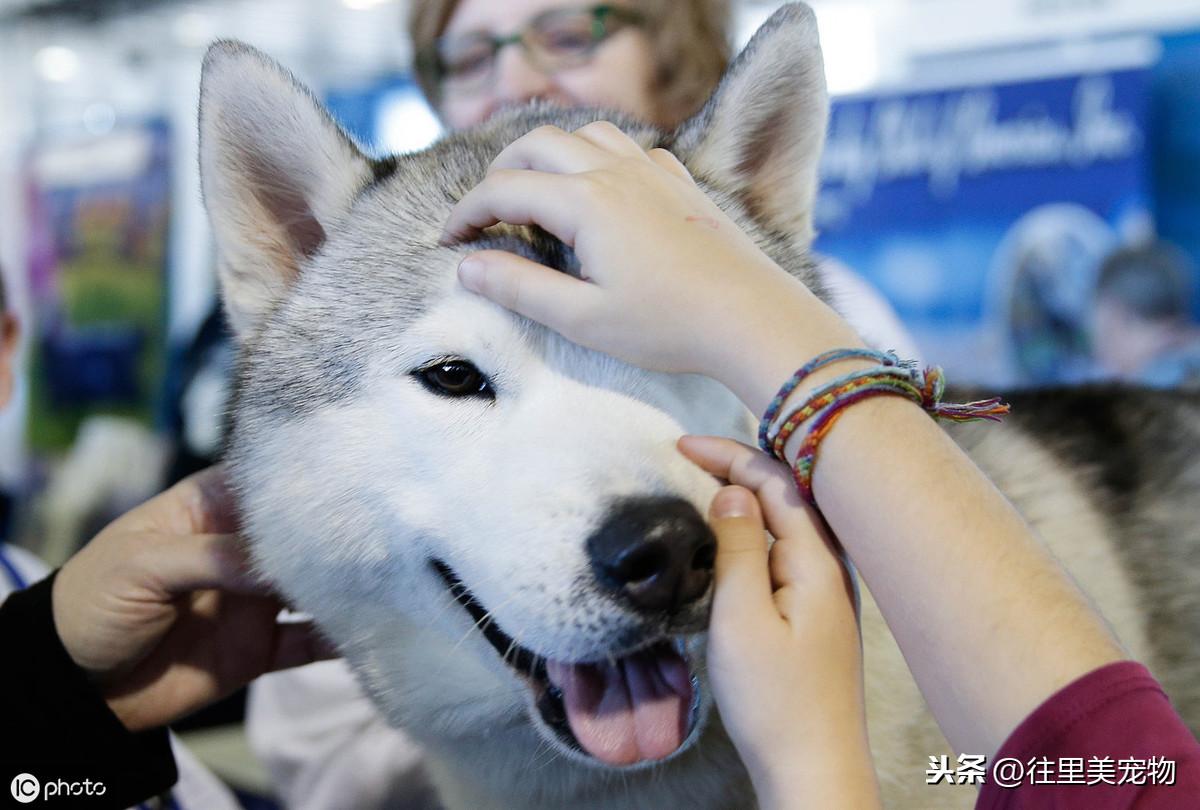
199,5,1198,808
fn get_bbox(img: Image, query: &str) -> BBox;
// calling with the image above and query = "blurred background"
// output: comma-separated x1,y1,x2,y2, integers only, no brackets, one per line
0,0,1198,805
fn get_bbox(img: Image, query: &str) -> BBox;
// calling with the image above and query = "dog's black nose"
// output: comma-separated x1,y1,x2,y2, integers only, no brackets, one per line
587,496,717,614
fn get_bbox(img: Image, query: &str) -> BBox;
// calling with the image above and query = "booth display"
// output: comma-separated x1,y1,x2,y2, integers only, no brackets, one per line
23,121,171,451
815,67,1153,386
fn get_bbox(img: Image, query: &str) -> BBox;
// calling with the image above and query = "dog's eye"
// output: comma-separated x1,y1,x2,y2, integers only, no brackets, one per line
415,360,495,399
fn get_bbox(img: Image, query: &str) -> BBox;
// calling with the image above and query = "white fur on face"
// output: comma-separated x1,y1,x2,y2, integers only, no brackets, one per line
207,3,834,794
235,277,751,729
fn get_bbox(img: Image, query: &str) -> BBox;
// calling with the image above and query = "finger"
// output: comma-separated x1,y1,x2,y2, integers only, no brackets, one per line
180,465,239,533
679,435,781,490
143,532,265,596
489,125,614,174
708,486,777,622
269,622,339,672
686,434,806,511
163,465,238,534
770,538,861,629
768,535,801,592
458,250,601,332
679,435,815,537
647,148,694,182
441,170,583,245
767,512,862,622
686,436,865,624
125,466,238,535
768,530,840,592
571,120,649,160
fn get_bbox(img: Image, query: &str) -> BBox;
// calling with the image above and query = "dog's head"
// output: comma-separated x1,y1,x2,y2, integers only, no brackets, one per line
200,4,827,770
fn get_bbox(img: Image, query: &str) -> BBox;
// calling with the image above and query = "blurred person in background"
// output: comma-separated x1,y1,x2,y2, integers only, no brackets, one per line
1091,241,1200,389
247,1,917,807
412,0,728,131
411,0,921,356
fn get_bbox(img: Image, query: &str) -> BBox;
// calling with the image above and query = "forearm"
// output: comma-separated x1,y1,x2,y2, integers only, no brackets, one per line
712,277,868,418
806,398,1124,754
710,280,1125,755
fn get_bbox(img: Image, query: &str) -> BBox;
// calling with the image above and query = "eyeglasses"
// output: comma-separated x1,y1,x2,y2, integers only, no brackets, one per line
420,5,646,96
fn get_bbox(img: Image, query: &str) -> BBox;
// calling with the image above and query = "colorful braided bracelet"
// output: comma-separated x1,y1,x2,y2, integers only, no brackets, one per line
757,348,904,455
759,353,1010,504
770,365,918,460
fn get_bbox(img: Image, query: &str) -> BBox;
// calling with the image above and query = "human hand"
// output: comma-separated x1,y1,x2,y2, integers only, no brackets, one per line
686,435,881,809
52,467,331,732
443,122,861,391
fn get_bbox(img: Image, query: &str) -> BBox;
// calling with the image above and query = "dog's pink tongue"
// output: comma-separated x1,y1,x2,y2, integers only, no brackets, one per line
546,647,692,766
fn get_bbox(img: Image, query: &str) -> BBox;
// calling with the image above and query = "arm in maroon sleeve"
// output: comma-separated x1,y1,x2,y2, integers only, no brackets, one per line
976,660,1200,809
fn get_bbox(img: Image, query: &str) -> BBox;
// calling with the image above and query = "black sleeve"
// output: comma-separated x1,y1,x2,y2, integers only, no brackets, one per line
1,571,178,808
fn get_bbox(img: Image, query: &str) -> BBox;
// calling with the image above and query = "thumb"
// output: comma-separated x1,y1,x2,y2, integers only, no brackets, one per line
457,249,600,335
268,622,340,673
709,486,776,622
144,533,265,596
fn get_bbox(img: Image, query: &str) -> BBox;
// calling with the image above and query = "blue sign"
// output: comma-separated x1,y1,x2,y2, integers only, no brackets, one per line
815,69,1153,385
1152,30,1200,314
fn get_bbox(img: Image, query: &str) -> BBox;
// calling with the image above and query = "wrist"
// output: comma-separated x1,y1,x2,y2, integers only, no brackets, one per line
750,734,880,810
699,272,867,414
717,318,870,420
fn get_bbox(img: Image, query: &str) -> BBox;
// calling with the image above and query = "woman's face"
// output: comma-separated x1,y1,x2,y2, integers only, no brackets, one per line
437,0,662,130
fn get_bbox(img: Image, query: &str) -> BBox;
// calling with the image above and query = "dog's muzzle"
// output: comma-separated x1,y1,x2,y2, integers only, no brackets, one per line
430,497,714,768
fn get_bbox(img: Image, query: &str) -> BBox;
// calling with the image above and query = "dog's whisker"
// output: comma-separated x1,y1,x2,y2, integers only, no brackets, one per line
447,591,523,657
425,588,526,685
502,621,534,670
529,737,560,771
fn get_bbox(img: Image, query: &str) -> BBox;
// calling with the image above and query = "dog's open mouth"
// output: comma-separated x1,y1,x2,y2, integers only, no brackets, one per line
432,560,701,766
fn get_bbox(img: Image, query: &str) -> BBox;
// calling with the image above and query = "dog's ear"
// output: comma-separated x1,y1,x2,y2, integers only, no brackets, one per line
199,40,375,339
671,3,827,245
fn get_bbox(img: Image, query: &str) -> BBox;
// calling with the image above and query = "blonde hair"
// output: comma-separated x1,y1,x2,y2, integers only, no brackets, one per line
408,0,732,125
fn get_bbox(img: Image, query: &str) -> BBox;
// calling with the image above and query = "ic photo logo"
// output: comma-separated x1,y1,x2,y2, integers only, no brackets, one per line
10,773,39,803
8,774,107,803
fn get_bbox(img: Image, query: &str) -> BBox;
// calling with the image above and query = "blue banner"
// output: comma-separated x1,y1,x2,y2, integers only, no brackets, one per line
815,69,1153,386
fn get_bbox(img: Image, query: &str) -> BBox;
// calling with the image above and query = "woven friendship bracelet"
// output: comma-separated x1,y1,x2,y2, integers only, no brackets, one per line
790,382,914,502
758,351,1012,505
770,366,919,460
757,348,902,454
793,371,1010,503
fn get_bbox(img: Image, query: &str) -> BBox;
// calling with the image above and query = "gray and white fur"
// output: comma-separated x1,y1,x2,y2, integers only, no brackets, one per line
199,5,1198,808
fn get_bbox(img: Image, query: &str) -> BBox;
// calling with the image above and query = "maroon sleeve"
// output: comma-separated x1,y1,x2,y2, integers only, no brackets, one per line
975,660,1200,809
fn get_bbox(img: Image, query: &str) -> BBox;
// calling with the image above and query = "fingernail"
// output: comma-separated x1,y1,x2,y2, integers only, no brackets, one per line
712,487,753,518
458,257,484,290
